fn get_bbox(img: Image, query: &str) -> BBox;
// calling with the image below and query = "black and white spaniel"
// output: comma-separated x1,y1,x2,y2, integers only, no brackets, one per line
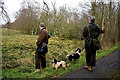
66,48,81,62
52,58,69,70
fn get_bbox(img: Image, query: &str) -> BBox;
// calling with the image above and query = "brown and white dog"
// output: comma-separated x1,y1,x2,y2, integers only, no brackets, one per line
52,58,69,70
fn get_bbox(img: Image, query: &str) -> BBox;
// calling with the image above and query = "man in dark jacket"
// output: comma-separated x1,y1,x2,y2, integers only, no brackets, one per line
83,16,104,71
34,23,49,73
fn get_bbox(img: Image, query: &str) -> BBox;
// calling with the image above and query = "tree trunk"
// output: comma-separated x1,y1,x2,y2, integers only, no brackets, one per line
100,2,104,43
32,30,33,35
118,2,120,42
91,1,96,16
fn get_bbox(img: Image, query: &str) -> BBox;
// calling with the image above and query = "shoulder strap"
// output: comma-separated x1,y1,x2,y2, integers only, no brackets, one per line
87,25,90,39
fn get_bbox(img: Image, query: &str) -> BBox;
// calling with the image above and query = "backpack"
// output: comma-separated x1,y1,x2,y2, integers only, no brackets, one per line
87,23,101,50
37,42,48,53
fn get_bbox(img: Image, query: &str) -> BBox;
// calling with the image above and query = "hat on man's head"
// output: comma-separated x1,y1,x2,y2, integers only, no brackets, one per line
40,23,45,27
88,16,95,21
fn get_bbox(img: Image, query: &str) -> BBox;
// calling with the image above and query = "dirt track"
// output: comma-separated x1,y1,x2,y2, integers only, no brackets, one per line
61,50,120,78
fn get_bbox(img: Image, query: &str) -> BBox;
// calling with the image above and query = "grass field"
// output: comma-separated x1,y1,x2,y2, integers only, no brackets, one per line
1,28,120,79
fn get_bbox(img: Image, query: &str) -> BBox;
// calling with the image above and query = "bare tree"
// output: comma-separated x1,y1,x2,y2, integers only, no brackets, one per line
91,1,96,16
100,1,105,43
13,0,39,34
118,2,120,42
0,0,10,24
42,0,50,27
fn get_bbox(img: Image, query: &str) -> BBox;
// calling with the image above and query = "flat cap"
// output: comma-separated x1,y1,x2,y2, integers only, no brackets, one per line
40,23,45,27
88,16,95,21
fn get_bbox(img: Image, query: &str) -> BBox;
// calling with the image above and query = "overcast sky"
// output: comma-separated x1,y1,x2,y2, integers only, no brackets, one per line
1,0,90,25
1,0,120,25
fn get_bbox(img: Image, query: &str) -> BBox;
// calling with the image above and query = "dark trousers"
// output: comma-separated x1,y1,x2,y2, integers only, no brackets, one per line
85,45,96,67
35,52,46,69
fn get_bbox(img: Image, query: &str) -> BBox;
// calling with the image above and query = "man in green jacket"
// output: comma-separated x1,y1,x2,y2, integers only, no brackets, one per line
83,16,104,71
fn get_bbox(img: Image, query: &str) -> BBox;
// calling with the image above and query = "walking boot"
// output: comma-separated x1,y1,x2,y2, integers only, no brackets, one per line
84,66,88,69
88,66,92,72
33,69,40,74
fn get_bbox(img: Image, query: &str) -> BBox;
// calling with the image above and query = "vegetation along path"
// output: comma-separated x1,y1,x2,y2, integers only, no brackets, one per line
62,50,120,78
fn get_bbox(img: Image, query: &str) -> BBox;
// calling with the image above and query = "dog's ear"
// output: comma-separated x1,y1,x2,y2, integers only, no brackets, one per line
76,48,81,53
76,48,79,52
54,59,57,64
78,48,81,53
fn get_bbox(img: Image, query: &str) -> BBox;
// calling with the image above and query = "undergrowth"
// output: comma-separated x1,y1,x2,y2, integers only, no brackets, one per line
1,28,120,79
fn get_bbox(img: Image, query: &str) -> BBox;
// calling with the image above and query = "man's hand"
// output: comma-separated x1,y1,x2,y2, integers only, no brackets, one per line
99,30,105,33
81,37,85,40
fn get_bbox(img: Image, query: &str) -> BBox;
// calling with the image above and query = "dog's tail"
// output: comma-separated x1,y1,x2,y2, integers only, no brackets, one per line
66,54,70,58
81,46,85,51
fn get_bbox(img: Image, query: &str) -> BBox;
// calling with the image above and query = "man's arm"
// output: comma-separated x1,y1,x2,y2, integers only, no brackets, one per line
83,26,88,38
48,34,51,39
36,31,45,46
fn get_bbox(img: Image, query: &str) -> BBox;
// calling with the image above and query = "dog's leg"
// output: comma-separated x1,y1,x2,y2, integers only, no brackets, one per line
62,63,67,70
63,65,67,70
65,67,67,70
67,64,69,66
56,67,58,70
